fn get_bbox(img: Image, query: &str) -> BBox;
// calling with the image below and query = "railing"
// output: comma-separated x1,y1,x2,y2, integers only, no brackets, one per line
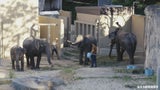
74,20,98,39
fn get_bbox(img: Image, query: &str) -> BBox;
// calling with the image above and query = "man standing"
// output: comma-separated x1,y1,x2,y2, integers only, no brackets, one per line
52,38,60,60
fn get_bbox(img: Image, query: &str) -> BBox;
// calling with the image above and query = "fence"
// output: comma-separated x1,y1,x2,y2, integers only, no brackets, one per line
73,13,145,56
74,20,98,39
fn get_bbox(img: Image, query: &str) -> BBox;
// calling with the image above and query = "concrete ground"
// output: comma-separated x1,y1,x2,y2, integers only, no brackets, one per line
0,48,156,90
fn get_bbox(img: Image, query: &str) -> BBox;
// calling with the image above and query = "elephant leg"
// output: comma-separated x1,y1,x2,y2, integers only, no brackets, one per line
109,45,113,58
79,50,83,65
26,55,30,68
36,55,41,69
12,59,15,70
126,50,134,65
116,43,121,61
16,60,20,71
30,56,35,69
119,48,125,61
21,58,24,71
109,41,115,58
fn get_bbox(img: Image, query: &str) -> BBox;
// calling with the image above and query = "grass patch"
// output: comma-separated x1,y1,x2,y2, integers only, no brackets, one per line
0,79,11,85
123,76,132,81
60,67,76,82
9,70,16,79
110,75,133,82
114,68,144,74
40,66,59,71
97,56,119,67
73,77,84,80
145,75,157,83
62,68,75,74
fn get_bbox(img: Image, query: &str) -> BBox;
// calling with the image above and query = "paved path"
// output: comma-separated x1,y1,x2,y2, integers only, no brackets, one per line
56,67,133,90
0,58,155,90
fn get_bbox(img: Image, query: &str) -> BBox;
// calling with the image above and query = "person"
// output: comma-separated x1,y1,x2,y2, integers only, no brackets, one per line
91,44,97,67
51,38,60,60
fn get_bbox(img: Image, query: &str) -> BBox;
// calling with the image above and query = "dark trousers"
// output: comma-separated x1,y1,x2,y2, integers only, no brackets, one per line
91,54,97,67
52,48,60,59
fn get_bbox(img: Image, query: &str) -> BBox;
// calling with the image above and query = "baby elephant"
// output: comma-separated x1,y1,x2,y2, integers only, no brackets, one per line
10,45,25,71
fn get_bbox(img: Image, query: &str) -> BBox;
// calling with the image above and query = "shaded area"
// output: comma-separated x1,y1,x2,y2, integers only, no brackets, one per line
62,0,97,23
12,76,64,90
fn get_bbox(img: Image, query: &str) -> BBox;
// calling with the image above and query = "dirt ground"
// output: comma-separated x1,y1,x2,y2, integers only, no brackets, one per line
0,48,157,90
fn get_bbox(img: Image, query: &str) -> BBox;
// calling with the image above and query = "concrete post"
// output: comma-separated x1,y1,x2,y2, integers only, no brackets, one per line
86,24,88,35
0,21,3,63
158,67,160,90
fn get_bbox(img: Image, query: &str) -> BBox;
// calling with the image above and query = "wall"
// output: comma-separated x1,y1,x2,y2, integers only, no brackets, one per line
76,13,99,23
39,16,64,55
74,6,133,55
0,0,38,58
144,5,160,72
59,10,72,41
76,6,101,15
132,15,145,53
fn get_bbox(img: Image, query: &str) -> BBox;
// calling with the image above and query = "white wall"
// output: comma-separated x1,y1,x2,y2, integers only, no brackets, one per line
0,0,38,58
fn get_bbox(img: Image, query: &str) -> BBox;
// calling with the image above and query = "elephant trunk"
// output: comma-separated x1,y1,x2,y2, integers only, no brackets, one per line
67,40,79,45
109,39,115,58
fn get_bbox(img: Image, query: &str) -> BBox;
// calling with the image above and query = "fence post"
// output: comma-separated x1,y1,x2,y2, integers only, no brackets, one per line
0,20,3,65
158,67,160,90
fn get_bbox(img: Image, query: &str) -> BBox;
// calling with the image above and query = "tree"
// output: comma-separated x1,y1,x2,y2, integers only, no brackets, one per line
112,0,160,15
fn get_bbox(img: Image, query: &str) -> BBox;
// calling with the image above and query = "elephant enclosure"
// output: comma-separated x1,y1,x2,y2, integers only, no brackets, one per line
0,49,152,90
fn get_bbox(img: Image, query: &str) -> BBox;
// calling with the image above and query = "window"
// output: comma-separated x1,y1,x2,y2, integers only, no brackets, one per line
39,0,62,11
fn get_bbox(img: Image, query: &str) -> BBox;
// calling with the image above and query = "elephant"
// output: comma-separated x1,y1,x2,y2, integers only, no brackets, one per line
10,45,25,71
67,35,97,65
108,22,137,64
23,37,53,69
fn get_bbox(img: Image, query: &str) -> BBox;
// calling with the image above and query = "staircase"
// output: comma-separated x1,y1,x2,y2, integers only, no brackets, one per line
61,47,79,62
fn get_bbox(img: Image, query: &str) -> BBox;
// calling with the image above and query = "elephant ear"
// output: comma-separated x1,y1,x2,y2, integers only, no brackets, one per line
109,28,119,39
109,31,116,39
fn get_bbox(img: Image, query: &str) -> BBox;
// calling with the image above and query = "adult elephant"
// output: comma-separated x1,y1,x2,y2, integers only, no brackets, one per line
108,22,137,64
68,35,97,65
23,37,53,69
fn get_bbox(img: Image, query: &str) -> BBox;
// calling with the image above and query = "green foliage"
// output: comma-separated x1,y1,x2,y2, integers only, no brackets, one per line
97,56,118,66
110,75,132,81
62,0,97,24
62,0,160,22
147,75,157,83
112,0,135,6
0,79,11,85
112,0,160,15
9,70,16,79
